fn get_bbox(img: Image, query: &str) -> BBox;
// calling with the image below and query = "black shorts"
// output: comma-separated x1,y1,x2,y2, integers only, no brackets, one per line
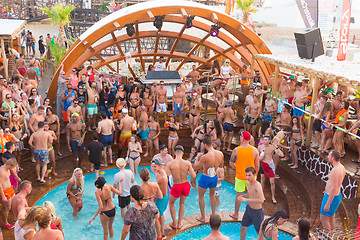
92,162,100,170
314,119,322,133
118,195,130,208
241,205,264,233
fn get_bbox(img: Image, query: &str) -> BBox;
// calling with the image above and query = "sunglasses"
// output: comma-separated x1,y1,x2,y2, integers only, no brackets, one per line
6,97,12,99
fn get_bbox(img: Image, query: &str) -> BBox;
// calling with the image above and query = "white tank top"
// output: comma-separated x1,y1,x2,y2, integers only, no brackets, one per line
221,66,232,75
15,221,35,240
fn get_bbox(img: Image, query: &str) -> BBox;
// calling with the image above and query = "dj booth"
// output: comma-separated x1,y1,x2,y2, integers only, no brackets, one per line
139,71,183,99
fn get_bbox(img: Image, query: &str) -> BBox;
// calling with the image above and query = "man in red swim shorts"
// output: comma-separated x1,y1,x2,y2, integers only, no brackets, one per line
166,145,196,229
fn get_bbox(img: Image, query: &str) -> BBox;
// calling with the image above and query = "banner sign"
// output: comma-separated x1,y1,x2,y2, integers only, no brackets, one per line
296,0,318,28
337,0,351,61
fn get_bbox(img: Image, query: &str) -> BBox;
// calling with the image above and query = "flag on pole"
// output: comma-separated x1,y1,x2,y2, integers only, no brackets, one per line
337,0,351,61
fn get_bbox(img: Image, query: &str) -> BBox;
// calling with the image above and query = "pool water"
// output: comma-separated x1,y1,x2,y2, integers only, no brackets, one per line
36,166,244,239
172,222,293,240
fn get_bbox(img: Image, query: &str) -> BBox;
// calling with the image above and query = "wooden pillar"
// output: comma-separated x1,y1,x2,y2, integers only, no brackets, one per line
272,64,280,99
1,38,8,80
117,61,119,73
249,55,255,87
306,76,319,146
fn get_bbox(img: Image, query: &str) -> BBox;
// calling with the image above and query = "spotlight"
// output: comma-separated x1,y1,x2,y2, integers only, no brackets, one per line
210,24,220,37
126,23,135,37
185,16,194,29
154,16,164,29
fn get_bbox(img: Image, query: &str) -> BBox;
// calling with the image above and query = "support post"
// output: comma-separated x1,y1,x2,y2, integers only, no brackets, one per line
204,73,209,121
306,76,319,146
117,61,119,73
272,64,280,99
1,38,8,80
249,55,255,87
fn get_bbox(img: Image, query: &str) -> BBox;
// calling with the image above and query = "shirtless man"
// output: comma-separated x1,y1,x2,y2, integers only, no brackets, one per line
165,145,196,229
0,158,17,229
15,54,26,77
25,64,39,87
287,75,296,103
332,91,343,116
193,137,224,222
172,85,185,125
117,108,135,157
86,80,99,131
138,106,149,157
275,105,292,129
223,100,235,151
216,82,229,102
258,135,284,204
97,111,115,166
28,122,52,183
320,150,345,231
245,95,262,137
277,77,290,113
156,81,167,123
28,106,45,133
187,64,200,84
11,180,32,220
263,92,277,123
153,145,174,168
203,214,230,240
66,113,86,169
272,126,292,168
240,166,265,239
151,157,169,239
67,98,83,123
244,88,255,131
292,82,308,123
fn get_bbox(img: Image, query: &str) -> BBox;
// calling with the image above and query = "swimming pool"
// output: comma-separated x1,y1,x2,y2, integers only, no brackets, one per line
35,166,244,239
172,222,293,240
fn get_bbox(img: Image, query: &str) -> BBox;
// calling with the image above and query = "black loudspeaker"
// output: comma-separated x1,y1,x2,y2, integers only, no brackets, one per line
294,28,324,60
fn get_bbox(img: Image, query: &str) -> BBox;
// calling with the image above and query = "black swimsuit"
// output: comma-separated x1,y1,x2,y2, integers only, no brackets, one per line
101,197,116,218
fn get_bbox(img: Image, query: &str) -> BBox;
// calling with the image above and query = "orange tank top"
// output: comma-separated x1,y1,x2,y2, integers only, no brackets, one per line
236,146,255,180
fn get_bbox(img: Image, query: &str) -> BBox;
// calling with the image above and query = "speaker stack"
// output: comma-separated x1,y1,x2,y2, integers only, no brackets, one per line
294,28,324,60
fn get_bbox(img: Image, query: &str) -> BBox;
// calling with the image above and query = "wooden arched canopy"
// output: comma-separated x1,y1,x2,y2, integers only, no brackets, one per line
47,0,273,101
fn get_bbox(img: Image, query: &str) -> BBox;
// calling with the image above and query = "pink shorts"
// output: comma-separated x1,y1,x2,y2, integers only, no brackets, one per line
170,182,191,198
10,172,18,188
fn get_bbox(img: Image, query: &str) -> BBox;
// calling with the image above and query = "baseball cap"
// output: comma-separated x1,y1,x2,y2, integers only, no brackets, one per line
174,145,184,152
122,108,128,114
116,158,126,168
151,157,163,165
241,131,251,141
71,112,79,118
60,71,65,74
256,82,262,86
289,75,295,79
225,100,232,107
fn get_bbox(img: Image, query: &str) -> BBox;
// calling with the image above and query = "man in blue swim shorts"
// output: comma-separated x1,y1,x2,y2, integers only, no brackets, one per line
172,85,185,125
151,157,169,239
138,106,150,157
292,82,307,117
193,137,224,223
66,113,86,169
320,150,346,231
223,100,235,151
98,111,115,166
28,121,52,184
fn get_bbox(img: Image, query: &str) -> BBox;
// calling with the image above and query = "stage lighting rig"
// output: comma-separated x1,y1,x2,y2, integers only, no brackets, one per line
185,16,194,29
126,23,135,37
210,24,220,37
154,16,164,29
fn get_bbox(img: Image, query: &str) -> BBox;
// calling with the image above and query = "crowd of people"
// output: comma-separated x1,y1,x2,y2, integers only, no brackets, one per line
0,51,354,240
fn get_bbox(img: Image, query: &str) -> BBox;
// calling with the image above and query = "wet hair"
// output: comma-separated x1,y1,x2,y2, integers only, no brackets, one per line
19,180,32,191
330,150,340,162
92,133,99,140
291,116,300,129
95,176,106,189
130,185,144,207
5,141,14,150
100,111,107,119
297,218,311,240
21,206,42,226
35,208,52,228
38,121,44,129
261,210,289,233
139,168,150,182
245,166,256,175
71,168,84,191
5,158,17,167
213,119,223,140
203,136,212,147
344,101,349,110
260,119,270,136
209,214,221,230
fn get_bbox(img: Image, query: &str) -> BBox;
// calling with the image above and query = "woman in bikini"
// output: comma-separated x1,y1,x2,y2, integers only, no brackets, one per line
258,119,273,146
189,92,202,133
89,176,122,240
168,115,179,157
289,116,304,169
143,86,155,115
45,107,61,156
209,60,221,95
9,112,27,170
44,123,58,176
66,168,84,217
148,114,161,154
115,85,127,109
191,120,209,153
43,201,63,236
292,218,316,240
129,85,140,123
319,102,333,154
332,101,349,158
211,119,223,150
258,210,289,240
139,168,163,203
126,135,142,175
77,84,87,120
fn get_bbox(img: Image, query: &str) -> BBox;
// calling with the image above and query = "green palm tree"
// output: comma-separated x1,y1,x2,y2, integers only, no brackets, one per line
41,3,75,47
41,41,67,67
98,1,110,12
236,0,258,23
